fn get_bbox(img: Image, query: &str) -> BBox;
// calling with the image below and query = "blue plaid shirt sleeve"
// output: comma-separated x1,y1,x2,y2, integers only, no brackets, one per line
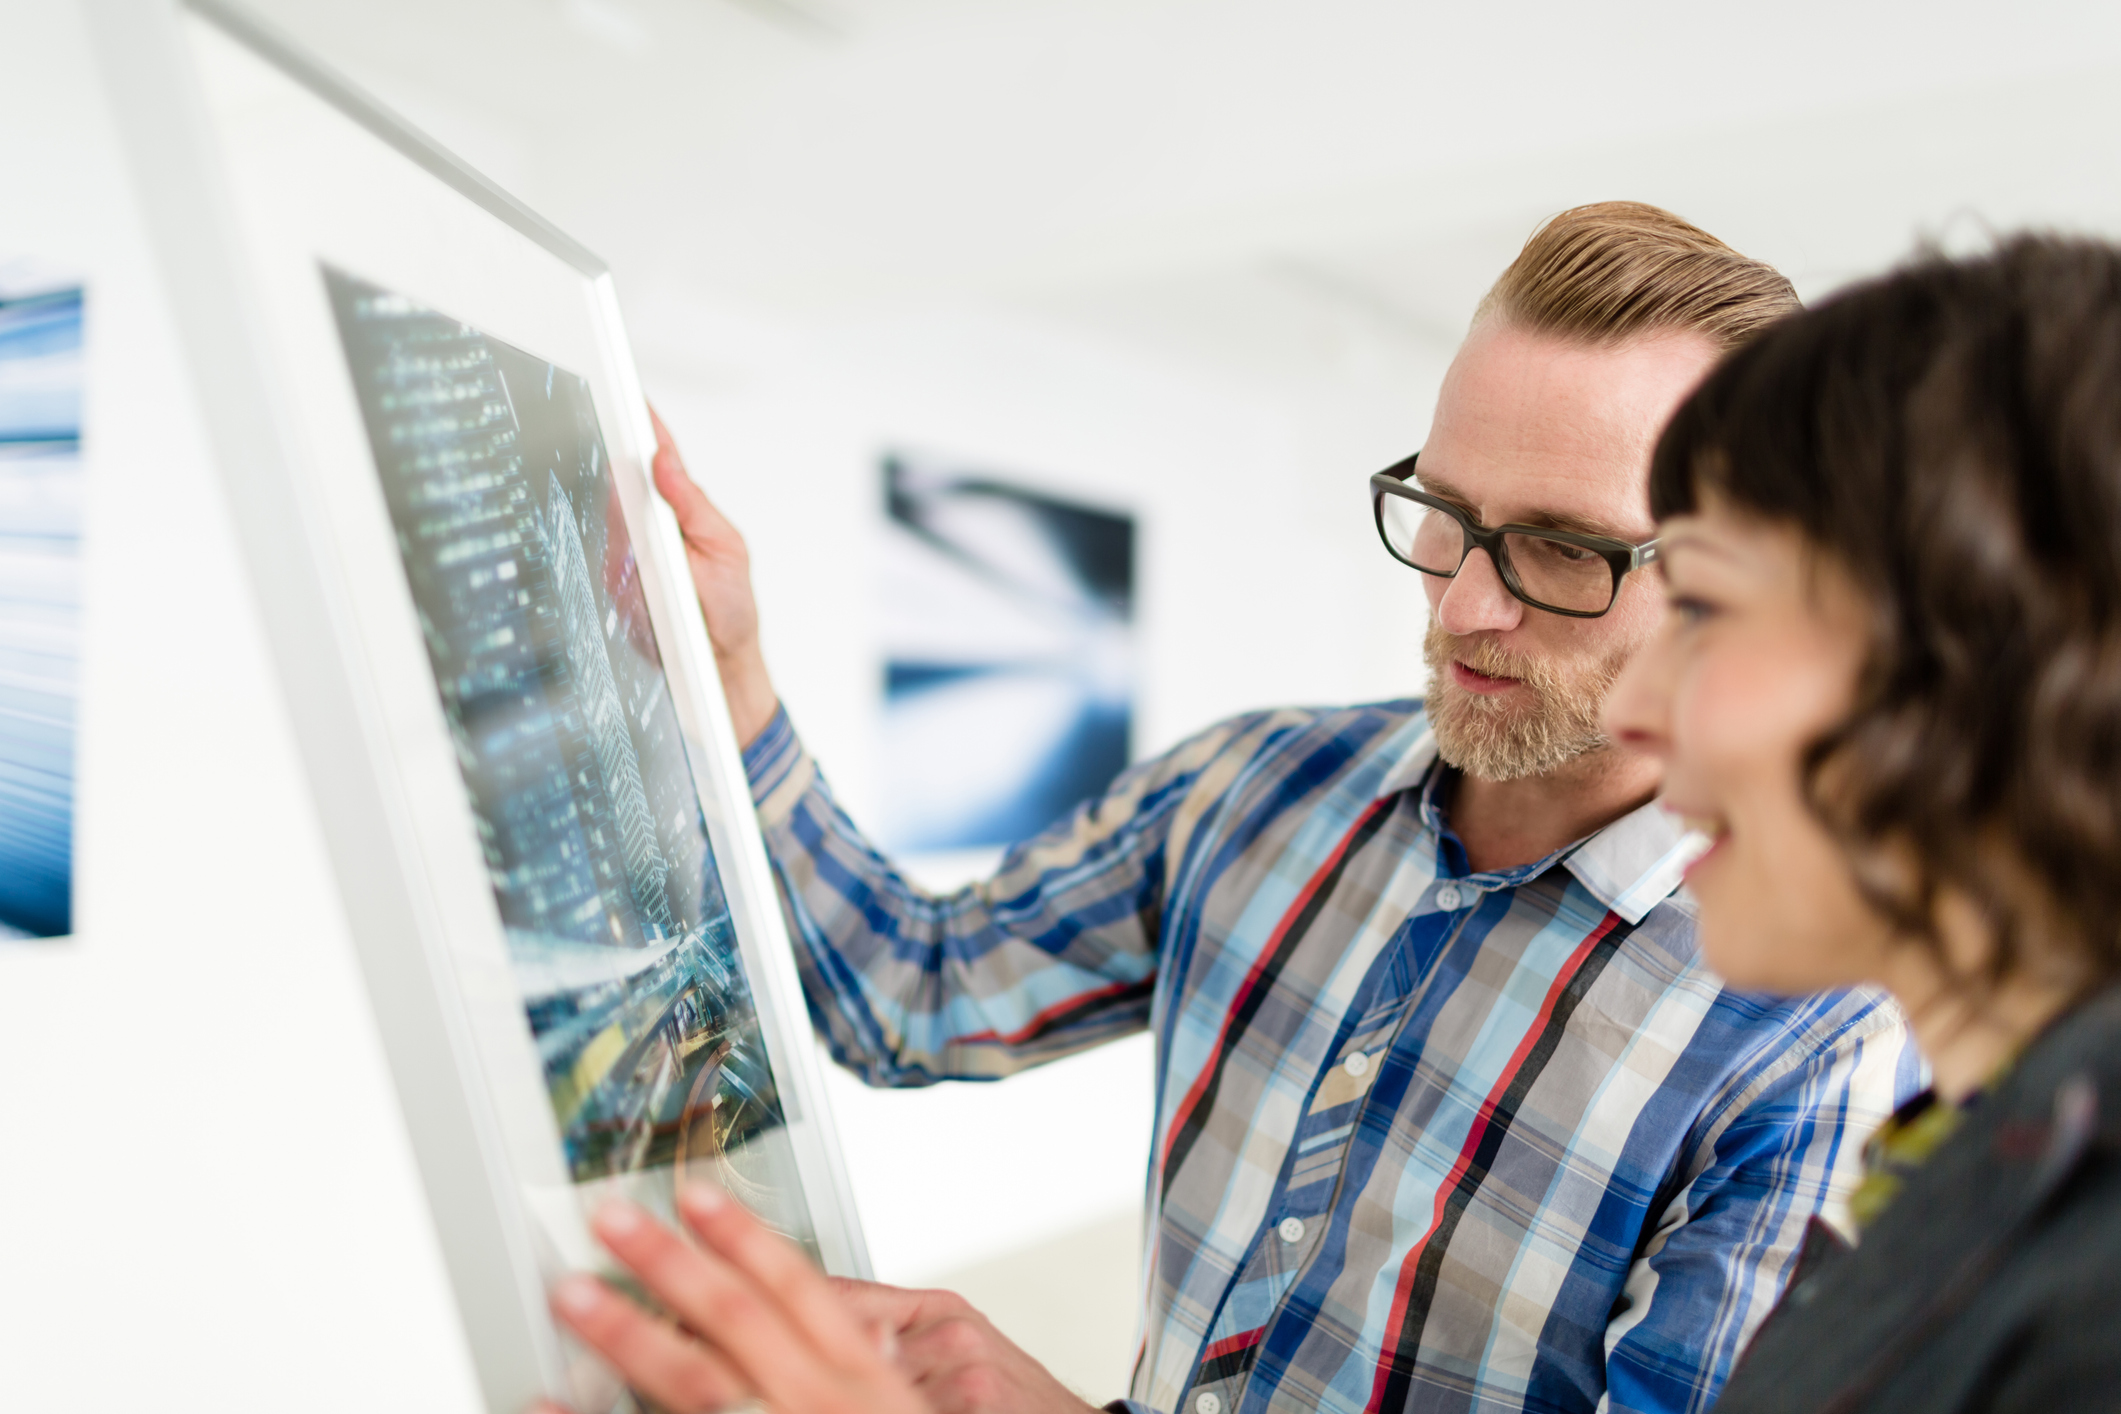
1600,1008,1918,1414
739,703,1260,1086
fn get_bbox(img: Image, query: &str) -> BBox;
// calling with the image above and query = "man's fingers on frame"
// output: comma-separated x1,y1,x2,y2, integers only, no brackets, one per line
912,1361,1021,1414
649,444,706,509
893,1308,999,1380
548,1276,751,1414
828,1278,963,1334
862,1314,899,1363
590,1202,825,1393
643,411,708,508
647,404,679,457
649,454,736,548
676,1184,882,1361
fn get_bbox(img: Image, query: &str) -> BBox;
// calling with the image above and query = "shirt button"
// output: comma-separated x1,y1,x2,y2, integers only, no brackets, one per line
1343,1050,1371,1078
1196,1394,1224,1414
1435,883,1463,910
1278,1216,1306,1244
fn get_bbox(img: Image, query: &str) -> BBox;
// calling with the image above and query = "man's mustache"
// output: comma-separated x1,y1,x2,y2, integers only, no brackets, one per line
1429,627,1560,695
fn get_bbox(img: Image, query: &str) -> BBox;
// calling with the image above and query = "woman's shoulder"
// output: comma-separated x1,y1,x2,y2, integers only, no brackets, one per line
1953,989,2121,1409
1716,984,2121,1414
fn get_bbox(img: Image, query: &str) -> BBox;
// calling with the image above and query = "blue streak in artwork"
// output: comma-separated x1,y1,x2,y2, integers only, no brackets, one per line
0,284,82,939
877,457,1136,852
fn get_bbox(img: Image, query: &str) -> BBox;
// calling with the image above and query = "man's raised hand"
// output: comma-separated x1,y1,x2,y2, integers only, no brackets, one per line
647,406,780,746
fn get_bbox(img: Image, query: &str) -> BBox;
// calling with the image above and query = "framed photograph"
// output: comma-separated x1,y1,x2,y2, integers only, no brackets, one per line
89,1,869,1407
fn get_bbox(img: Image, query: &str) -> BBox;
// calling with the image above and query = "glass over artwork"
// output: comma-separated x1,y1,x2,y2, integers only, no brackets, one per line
324,267,815,1249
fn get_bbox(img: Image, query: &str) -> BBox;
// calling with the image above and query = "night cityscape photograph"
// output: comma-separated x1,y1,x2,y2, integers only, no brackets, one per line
327,268,813,1239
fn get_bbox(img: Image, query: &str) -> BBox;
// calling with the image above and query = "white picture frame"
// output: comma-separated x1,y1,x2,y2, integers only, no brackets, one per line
85,2,871,1408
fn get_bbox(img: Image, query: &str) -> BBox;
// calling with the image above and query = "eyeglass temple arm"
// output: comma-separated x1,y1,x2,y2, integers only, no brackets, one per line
1376,451,1421,482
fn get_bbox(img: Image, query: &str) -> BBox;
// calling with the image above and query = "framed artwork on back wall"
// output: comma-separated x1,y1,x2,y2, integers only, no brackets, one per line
876,450,1136,856
0,270,82,942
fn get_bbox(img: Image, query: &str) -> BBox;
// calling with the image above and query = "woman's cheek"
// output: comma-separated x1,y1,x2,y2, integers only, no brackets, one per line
1678,646,1785,789
1670,643,1809,986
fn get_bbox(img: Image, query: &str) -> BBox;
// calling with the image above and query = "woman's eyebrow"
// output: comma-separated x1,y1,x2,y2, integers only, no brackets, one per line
1658,529,1741,565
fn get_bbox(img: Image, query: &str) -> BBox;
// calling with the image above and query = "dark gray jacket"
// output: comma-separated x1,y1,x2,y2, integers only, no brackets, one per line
1713,983,2121,1413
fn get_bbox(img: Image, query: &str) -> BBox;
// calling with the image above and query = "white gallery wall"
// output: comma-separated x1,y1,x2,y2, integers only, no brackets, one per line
0,1,483,1407
5,0,2121,1407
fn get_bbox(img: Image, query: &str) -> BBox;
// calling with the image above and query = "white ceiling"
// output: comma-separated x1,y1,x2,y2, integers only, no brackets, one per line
242,0,2121,390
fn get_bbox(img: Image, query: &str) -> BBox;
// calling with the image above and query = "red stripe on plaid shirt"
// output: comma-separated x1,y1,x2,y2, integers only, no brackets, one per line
1202,1325,1268,1362
956,977,1149,1047
1156,796,1396,1189
1365,910,1624,1412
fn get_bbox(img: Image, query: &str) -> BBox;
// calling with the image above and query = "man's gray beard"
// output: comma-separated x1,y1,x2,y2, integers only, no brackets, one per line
1423,621,1625,782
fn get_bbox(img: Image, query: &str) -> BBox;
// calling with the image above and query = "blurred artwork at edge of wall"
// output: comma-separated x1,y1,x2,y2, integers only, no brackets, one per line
0,260,83,942
876,452,1136,855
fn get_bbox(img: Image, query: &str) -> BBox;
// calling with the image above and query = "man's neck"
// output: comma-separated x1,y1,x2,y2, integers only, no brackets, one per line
1445,748,1663,875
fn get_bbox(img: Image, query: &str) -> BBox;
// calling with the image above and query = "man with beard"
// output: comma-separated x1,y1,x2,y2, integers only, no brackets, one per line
628,203,1916,1414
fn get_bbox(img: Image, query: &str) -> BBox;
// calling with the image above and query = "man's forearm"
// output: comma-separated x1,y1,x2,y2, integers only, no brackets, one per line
743,708,1186,1086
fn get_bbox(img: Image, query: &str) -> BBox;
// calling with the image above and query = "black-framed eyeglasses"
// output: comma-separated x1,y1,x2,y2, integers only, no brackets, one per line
1369,451,1659,619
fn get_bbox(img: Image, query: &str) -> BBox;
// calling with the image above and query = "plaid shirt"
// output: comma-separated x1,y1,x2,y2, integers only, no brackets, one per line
744,700,1918,1414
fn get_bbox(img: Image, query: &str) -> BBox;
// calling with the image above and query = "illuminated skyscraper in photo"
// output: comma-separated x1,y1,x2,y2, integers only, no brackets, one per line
542,467,675,939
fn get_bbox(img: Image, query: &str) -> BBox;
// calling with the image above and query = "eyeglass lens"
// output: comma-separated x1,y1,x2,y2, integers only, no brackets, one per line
1378,495,1614,613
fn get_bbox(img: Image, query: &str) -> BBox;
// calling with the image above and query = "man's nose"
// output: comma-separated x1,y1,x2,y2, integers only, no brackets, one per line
1432,547,1525,637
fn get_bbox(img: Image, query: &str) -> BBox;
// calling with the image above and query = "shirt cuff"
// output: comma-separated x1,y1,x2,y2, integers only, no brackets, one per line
739,702,818,828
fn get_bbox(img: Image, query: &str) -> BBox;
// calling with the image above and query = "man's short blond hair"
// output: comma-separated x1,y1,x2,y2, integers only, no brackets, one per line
1475,201,1799,352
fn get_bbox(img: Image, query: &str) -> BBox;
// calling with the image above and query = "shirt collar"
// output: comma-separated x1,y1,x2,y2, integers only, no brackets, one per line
1373,723,1700,925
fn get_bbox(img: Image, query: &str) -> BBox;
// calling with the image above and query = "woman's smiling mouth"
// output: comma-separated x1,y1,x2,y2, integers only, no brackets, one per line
1673,813,1729,878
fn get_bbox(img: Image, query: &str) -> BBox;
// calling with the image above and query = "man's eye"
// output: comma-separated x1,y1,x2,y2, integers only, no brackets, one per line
1513,536,1597,566
1670,596,1717,625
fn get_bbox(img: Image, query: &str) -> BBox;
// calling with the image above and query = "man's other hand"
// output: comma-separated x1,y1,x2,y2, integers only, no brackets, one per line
834,1280,1105,1414
532,1184,927,1414
647,405,779,746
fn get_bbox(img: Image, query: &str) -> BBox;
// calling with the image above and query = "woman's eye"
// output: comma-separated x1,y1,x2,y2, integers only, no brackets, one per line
1670,595,1717,625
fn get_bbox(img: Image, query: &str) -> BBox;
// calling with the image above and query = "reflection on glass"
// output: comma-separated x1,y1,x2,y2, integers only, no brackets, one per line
324,267,814,1247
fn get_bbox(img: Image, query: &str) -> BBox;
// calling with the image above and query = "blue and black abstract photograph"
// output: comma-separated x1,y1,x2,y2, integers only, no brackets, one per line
0,271,82,941
326,268,815,1245
876,453,1135,852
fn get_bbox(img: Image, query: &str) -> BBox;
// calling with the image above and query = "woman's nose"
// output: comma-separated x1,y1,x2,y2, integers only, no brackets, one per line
1603,628,1676,760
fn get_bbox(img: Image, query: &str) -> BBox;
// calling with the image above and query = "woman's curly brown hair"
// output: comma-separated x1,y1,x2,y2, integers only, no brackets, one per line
1651,235,2121,996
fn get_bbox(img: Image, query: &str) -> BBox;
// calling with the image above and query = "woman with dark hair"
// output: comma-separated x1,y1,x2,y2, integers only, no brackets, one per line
536,236,2121,1413
1604,233,2121,1412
